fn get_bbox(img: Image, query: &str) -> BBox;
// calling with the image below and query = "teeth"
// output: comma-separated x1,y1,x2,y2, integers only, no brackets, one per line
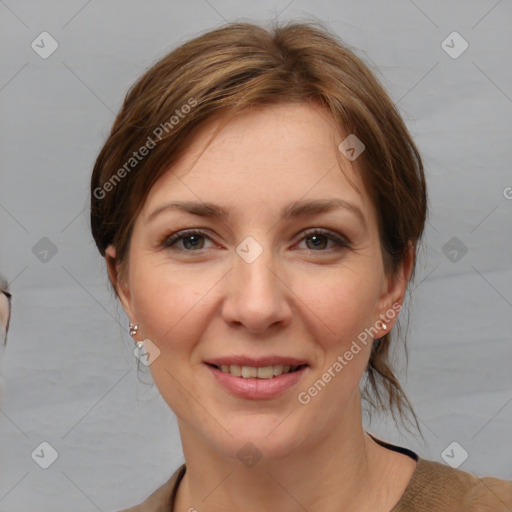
241,366,257,378
273,364,283,376
230,365,241,377
216,364,301,378
257,366,274,379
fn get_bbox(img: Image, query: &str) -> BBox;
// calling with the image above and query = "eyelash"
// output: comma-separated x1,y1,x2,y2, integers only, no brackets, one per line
161,228,351,253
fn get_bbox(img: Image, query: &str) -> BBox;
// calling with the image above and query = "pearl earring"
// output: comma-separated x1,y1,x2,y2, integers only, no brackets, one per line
129,323,138,336
129,323,144,350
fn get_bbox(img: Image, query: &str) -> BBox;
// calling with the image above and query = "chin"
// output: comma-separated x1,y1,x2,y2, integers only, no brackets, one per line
210,414,309,463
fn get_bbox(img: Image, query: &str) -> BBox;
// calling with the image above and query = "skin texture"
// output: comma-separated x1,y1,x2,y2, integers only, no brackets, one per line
106,103,416,511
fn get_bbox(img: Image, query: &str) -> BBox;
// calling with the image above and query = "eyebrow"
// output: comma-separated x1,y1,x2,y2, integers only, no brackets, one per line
147,198,366,227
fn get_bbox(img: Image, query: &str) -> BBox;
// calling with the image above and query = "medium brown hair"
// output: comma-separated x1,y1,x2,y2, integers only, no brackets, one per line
90,20,427,429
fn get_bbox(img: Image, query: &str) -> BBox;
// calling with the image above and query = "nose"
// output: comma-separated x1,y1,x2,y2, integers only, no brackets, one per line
221,241,293,334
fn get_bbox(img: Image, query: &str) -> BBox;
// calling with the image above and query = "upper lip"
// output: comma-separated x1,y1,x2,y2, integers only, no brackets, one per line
204,356,308,367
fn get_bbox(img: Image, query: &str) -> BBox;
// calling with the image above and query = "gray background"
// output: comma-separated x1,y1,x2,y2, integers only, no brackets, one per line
1,0,511,510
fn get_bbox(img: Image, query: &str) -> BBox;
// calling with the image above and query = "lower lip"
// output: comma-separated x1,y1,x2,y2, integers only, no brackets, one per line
205,364,307,399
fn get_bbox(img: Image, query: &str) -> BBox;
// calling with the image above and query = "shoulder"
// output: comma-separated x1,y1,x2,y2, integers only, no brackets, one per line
110,458,512,512
393,457,512,512
114,465,186,512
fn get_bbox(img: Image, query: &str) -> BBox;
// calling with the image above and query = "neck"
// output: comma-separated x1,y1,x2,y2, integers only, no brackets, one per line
174,393,396,512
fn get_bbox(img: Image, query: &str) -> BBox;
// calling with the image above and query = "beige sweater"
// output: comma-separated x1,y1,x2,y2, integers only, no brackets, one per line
117,442,512,511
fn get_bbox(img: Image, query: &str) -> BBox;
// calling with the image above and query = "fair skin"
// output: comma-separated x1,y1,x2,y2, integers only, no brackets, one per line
107,103,417,511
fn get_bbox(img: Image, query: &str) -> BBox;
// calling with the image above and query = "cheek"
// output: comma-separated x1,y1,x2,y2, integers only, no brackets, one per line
130,261,212,344
303,268,380,349
129,264,215,413
297,270,379,404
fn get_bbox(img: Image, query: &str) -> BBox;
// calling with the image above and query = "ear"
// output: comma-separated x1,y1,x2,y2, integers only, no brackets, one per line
375,242,415,330
105,245,135,322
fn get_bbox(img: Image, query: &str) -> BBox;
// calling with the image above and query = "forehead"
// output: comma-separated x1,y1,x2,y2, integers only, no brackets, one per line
141,103,376,225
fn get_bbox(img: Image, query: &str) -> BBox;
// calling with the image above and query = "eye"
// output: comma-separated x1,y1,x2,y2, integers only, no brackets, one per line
297,229,351,251
161,228,351,253
161,229,215,251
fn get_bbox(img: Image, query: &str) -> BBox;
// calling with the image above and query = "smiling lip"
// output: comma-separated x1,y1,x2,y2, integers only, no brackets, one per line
204,356,308,400
204,356,308,367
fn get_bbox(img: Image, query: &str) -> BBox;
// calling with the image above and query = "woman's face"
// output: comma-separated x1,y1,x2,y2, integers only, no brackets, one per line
109,103,409,461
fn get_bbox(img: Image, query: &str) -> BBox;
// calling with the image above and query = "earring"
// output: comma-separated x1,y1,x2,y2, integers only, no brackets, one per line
382,323,388,330
129,323,144,350
129,323,138,336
